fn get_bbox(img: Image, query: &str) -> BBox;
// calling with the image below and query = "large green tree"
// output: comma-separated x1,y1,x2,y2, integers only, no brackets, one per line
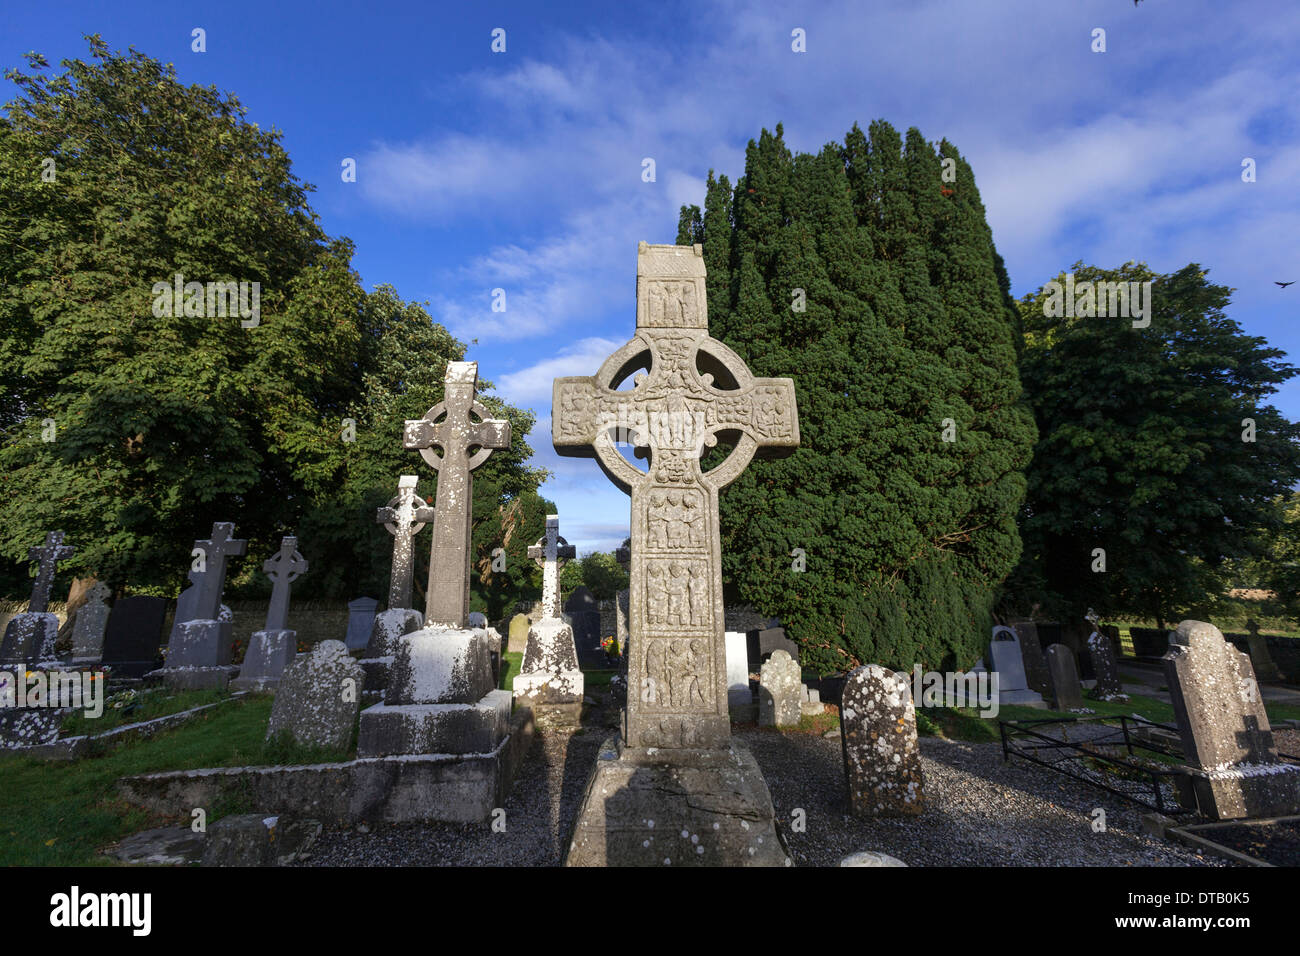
678,122,1035,674
0,38,547,606
1009,262,1300,627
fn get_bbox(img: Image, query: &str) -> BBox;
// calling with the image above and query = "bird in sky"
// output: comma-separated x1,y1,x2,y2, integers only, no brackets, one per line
1276,281,1295,288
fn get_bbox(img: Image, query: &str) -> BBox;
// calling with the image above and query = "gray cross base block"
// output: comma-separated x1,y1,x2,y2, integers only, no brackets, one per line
148,618,236,690
232,629,298,693
357,625,511,758
0,612,60,667
359,607,425,696
564,736,792,867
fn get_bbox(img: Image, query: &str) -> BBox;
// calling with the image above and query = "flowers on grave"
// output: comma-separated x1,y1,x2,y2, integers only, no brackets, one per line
108,689,138,710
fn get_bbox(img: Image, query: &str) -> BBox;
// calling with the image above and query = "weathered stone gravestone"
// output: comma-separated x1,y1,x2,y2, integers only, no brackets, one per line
1244,619,1283,682
267,640,364,752
1163,620,1300,820
1010,620,1051,697
362,475,433,693
513,515,584,723
1044,643,1084,710
0,531,74,667
988,625,1045,707
507,613,530,654
356,361,513,760
344,597,379,651
556,242,797,866
169,566,203,643
564,585,604,669
153,523,245,689
70,581,112,666
758,649,801,727
102,596,167,678
840,664,924,817
724,631,752,710
234,537,307,692
1084,611,1127,701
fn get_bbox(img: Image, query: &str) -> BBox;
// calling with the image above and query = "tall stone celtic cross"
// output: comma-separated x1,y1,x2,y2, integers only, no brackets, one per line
528,514,575,620
262,536,307,631
553,242,800,750
405,361,511,628
26,531,75,614
193,522,246,621
376,475,435,611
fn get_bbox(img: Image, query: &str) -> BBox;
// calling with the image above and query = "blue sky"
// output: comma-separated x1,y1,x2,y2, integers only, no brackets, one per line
5,0,1299,553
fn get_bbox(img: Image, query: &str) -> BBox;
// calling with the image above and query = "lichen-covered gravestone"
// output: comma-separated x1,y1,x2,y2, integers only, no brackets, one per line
1163,620,1300,820
267,640,364,752
1084,611,1127,702
356,361,514,760
154,523,245,690
0,531,74,667
70,581,112,666
513,515,584,724
1044,643,1083,710
840,664,924,817
555,242,798,867
234,537,307,692
758,649,801,727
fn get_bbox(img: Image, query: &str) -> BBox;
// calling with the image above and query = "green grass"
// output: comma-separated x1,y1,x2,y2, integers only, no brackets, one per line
0,693,352,866
60,687,230,738
499,651,522,691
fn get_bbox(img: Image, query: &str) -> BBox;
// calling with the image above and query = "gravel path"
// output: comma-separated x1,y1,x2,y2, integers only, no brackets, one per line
297,717,1225,867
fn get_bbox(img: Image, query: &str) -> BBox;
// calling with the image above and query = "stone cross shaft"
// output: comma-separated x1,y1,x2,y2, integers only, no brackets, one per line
553,242,800,750
262,536,307,631
26,530,74,614
376,475,435,610
405,362,511,628
193,522,246,621
528,514,575,620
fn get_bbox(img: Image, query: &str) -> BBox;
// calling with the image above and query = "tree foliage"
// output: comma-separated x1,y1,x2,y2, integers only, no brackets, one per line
0,38,548,608
1008,262,1300,627
678,121,1034,673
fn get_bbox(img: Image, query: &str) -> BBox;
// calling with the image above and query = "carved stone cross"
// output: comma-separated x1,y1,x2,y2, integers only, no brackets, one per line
528,514,575,620
193,522,246,621
262,536,307,631
26,530,74,614
553,242,800,750
376,475,435,611
405,362,511,628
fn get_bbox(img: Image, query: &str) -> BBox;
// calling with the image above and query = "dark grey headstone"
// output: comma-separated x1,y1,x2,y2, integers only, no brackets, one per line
746,624,798,669
1044,643,1083,710
1010,621,1051,697
564,586,604,668
344,597,379,651
102,596,167,677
